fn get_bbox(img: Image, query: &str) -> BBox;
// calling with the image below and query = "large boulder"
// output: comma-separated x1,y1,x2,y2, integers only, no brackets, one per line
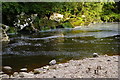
50,13,64,22
3,66,12,74
14,12,38,32
0,24,10,42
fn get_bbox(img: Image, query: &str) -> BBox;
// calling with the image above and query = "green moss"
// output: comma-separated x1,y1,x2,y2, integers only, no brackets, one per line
39,19,60,30
7,27,17,34
101,13,120,22
68,17,84,27
61,21,73,28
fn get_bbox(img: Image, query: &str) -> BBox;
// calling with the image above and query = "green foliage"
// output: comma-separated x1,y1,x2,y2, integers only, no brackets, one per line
7,27,17,33
61,21,73,28
39,19,60,30
69,17,84,26
2,2,120,32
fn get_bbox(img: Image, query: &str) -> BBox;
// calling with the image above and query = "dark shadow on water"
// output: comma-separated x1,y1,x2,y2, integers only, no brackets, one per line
2,23,120,72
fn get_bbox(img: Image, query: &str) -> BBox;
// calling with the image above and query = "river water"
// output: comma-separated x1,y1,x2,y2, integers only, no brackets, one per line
2,23,120,72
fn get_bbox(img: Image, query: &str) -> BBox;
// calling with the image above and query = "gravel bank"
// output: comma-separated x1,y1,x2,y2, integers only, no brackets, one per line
1,55,119,78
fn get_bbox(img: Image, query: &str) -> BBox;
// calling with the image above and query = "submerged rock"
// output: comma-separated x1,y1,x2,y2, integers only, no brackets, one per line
49,59,56,65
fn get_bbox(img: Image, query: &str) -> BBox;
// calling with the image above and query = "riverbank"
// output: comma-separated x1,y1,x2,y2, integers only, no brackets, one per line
1,55,119,78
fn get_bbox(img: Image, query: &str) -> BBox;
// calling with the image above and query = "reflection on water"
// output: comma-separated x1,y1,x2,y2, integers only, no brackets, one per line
2,23,120,72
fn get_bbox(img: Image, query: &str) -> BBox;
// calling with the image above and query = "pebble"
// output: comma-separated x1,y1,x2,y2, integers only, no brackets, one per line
20,68,27,72
93,53,99,57
49,66,57,69
0,71,4,75
3,66,12,73
104,54,108,57
34,69,41,74
43,66,49,69
2,74,9,78
3,66,12,70
29,71,34,74
49,59,56,65
19,72,34,78
58,64,63,66
114,60,119,62
10,75,14,78
107,59,111,61
13,72,19,77
89,58,95,60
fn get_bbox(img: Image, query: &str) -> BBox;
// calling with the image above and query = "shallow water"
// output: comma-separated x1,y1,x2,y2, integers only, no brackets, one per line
2,23,120,72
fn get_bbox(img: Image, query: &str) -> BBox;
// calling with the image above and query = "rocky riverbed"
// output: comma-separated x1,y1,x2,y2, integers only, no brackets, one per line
1,55,119,78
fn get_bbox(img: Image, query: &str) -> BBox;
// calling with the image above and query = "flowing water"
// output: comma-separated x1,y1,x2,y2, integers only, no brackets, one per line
2,23,120,72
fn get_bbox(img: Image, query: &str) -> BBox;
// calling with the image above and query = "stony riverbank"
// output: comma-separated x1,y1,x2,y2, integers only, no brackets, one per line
1,55,119,78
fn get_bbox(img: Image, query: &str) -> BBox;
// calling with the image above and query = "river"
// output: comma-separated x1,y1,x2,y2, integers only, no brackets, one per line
2,22,120,72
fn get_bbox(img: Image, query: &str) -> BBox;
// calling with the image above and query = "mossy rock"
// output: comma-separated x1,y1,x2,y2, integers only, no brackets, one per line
39,19,60,30
61,21,73,28
7,27,17,34
71,20,84,26
68,17,84,27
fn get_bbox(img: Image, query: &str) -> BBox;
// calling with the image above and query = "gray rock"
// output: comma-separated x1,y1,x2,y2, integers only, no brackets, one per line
43,65,49,69
104,54,108,57
13,72,19,77
2,74,9,78
19,72,34,78
3,66,12,70
93,53,99,57
49,59,56,65
20,68,27,72
10,75,14,78
19,72,25,77
3,66,12,73
34,69,41,74
34,68,48,74
29,71,34,74
0,71,4,75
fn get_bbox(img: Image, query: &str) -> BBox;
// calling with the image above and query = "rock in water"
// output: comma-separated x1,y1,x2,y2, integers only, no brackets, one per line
93,53,99,57
20,68,28,72
49,59,56,65
3,66,12,73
